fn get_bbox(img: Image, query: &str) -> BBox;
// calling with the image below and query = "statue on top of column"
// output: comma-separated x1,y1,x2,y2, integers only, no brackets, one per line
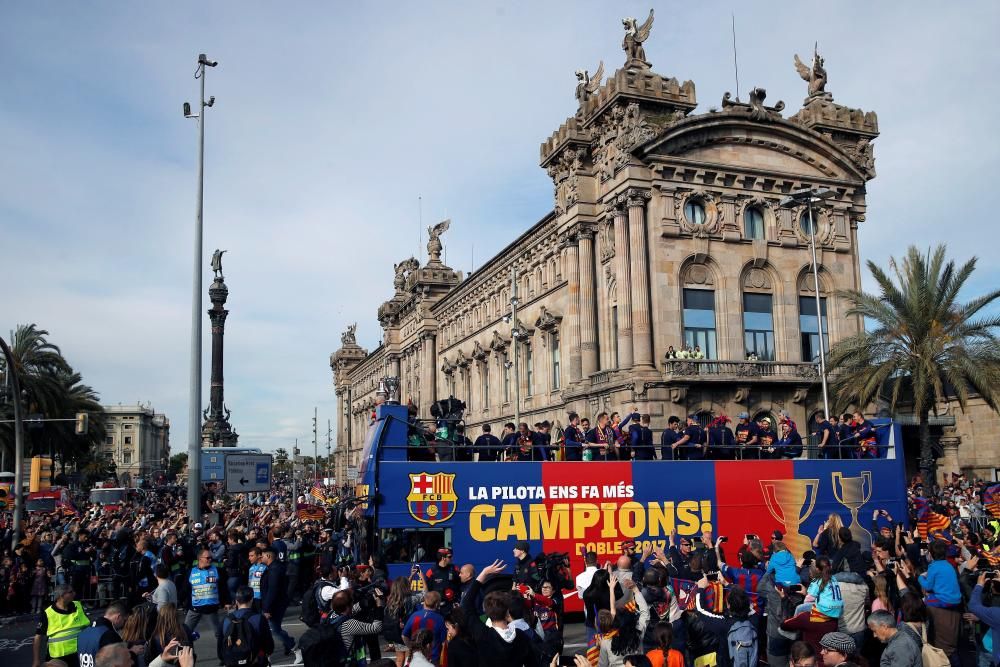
622,9,654,68
427,218,451,264
210,249,227,281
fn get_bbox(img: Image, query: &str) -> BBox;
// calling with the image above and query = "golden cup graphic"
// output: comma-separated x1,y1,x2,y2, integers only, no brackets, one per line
832,471,873,549
760,478,819,557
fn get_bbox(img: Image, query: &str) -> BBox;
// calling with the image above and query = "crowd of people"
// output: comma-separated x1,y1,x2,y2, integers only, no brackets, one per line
10,466,1000,667
406,406,884,463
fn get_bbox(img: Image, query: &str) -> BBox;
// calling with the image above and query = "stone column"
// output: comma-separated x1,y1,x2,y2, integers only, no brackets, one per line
578,227,599,377
938,427,962,486
611,201,633,369
389,354,401,380
420,333,436,418
625,188,654,369
563,233,583,383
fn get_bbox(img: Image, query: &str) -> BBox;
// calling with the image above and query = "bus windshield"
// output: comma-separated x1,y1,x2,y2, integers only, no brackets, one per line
89,488,127,504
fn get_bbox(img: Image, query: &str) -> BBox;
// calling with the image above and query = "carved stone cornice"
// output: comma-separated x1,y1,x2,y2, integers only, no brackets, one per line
534,306,562,333
489,330,510,354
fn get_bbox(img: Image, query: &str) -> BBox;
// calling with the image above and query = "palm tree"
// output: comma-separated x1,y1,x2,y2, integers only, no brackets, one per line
828,245,1000,479
0,324,105,469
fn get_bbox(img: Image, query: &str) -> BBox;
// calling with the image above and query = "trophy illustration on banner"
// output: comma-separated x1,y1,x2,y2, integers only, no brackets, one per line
760,478,819,556
833,470,873,549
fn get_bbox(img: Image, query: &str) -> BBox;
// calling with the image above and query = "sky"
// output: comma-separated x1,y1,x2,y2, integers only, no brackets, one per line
2,1,998,456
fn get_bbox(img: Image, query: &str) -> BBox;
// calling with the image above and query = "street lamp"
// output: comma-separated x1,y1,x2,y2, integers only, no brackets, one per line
184,53,218,524
0,336,24,549
779,187,835,420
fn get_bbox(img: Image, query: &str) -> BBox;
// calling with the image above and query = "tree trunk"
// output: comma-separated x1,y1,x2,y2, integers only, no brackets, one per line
918,410,935,483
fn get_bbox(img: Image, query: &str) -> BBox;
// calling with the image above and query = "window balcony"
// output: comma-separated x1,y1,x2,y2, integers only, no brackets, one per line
662,359,820,383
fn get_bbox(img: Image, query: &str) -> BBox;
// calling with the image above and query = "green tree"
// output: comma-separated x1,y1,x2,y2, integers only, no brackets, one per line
0,324,105,470
274,448,290,473
168,452,188,476
828,245,1000,479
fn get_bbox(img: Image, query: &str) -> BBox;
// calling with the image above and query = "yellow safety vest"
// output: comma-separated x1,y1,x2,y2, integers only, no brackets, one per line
45,600,90,658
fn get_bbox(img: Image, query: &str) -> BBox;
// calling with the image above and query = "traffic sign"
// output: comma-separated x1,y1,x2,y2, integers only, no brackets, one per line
202,452,226,481
346,466,358,481
225,454,272,493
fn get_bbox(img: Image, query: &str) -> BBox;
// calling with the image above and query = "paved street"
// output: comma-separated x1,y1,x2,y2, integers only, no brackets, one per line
0,606,589,666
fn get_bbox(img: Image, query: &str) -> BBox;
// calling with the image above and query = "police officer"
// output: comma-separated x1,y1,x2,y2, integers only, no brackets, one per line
77,601,127,667
186,548,222,637
32,584,91,667
424,548,461,615
63,530,96,604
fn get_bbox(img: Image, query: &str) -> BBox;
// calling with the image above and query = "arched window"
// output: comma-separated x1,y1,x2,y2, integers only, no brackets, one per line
744,207,765,240
799,293,828,362
743,292,775,361
682,289,717,359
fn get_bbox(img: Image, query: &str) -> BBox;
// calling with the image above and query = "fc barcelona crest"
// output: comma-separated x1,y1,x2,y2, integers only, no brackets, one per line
407,472,457,526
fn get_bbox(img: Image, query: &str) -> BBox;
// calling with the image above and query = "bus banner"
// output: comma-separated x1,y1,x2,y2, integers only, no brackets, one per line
376,458,905,566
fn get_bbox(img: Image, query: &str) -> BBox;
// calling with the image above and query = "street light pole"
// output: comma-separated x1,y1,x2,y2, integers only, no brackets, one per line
0,336,24,549
806,202,831,421
185,53,218,524
779,188,833,421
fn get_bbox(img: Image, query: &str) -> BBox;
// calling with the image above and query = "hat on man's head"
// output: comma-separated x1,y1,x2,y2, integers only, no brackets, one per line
437,548,453,557
193,523,203,530
819,632,856,655
737,412,749,419
514,541,531,554
319,585,337,603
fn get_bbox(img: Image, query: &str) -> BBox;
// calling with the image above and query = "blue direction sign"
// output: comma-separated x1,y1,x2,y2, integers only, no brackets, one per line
225,454,272,493
202,452,227,481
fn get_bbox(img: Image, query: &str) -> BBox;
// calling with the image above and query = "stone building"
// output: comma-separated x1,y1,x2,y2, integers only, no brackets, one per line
101,404,170,483
330,20,882,483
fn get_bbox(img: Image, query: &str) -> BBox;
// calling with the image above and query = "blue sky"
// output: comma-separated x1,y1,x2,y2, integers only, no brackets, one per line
2,2,998,455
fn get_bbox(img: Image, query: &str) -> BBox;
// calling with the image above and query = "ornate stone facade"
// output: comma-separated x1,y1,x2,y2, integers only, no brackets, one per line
330,27,881,482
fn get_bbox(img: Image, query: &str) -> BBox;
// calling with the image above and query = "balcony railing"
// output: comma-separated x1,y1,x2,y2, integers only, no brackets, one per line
662,359,820,382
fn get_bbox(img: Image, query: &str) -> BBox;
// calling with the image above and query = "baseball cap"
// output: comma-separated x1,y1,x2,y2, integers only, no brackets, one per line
437,548,453,557
737,412,749,419
193,523,203,530
319,585,336,603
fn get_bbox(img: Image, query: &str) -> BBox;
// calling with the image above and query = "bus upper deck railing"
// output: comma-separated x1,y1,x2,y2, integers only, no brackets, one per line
376,417,897,462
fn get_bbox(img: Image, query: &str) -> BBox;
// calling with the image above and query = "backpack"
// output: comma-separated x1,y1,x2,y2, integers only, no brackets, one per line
298,615,353,667
300,579,332,628
726,619,758,667
222,613,258,667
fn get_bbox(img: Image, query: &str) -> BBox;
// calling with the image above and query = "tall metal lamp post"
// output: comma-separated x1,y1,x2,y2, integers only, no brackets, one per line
0,336,24,549
779,187,835,420
184,53,218,524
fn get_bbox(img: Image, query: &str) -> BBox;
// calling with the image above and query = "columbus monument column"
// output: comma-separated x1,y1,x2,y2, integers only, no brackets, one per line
202,249,239,447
